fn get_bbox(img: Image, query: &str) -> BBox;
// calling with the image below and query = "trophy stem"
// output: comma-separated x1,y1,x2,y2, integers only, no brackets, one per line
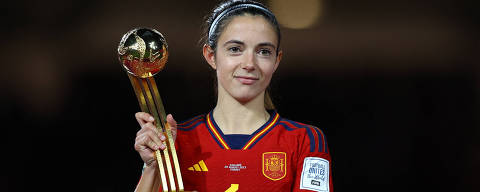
148,78,185,191
128,74,184,192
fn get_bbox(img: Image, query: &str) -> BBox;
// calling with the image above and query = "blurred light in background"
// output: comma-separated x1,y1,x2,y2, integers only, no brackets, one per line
270,0,323,29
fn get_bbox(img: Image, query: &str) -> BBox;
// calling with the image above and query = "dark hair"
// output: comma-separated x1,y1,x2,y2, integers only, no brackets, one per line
201,0,281,55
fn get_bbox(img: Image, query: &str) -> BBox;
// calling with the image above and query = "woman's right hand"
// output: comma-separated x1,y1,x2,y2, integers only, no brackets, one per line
134,112,177,168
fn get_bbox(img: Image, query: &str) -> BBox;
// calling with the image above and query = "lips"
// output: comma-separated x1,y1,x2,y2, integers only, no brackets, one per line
234,75,259,85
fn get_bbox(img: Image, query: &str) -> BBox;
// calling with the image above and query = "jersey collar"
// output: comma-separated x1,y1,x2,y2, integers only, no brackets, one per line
205,110,280,150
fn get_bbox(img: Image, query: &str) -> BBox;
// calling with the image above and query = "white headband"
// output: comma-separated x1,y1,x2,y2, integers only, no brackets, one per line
208,4,274,44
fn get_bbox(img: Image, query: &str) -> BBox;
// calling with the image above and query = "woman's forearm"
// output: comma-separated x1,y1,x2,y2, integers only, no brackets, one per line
135,165,159,192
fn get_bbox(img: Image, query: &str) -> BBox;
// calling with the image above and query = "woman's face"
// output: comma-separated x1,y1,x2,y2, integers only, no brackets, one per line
205,15,282,104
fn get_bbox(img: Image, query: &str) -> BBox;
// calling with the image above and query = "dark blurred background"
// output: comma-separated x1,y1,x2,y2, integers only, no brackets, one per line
1,0,478,191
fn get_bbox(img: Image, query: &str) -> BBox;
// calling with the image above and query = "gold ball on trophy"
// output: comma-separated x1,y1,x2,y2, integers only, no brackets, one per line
118,28,168,78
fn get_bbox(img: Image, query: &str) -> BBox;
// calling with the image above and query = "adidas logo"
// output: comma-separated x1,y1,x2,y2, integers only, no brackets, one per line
188,160,208,172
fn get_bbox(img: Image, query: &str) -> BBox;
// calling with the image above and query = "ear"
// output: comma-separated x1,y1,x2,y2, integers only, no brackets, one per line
273,50,283,72
203,44,216,70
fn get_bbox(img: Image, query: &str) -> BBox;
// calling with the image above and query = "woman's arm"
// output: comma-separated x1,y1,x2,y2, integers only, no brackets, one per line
292,126,333,192
135,163,159,192
133,112,177,192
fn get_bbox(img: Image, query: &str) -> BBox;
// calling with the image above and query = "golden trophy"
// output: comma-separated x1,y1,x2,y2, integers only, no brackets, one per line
118,28,184,192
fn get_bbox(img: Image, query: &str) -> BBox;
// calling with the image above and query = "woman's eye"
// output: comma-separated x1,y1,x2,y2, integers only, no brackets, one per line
258,49,272,56
228,47,241,53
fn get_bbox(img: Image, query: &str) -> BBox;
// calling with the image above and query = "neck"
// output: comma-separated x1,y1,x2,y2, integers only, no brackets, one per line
213,86,270,135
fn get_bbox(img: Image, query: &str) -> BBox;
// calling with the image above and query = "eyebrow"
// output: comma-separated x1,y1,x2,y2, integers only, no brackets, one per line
258,42,276,50
223,40,244,47
223,40,277,49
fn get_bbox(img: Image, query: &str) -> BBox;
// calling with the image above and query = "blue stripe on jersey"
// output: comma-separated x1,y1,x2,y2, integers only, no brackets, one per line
281,123,295,131
285,120,326,153
279,121,316,152
178,115,204,126
177,115,204,131
310,126,326,153
177,120,203,131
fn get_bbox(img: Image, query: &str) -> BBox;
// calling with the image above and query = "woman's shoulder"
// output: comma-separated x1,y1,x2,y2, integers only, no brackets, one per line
177,114,206,130
276,117,329,153
277,117,323,133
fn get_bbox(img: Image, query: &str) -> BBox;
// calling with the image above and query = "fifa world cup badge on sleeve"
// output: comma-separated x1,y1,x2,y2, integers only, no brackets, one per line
300,157,329,192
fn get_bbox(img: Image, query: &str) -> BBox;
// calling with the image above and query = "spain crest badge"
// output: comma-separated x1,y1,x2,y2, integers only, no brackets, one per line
262,152,287,181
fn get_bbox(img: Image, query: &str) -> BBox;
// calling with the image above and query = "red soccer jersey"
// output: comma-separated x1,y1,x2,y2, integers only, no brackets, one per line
170,110,332,192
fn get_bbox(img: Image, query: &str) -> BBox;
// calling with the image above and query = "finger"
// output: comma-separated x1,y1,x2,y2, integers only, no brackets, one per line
137,123,167,148
135,130,163,151
144,122,167,142
146,131,165,150
142,122,160,135
135,112,155,126
137,134,159,151
136,122,156,137
134,135,151,151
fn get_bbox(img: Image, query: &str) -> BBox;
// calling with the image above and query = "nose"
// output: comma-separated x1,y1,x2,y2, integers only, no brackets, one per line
242,51,256,72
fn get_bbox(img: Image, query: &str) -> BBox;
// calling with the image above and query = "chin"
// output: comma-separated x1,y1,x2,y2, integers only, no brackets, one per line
232,91,262,104
232,95,251,103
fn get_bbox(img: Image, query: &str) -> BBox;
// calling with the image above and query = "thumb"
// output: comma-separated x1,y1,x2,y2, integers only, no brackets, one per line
166,114,177,130
166,114,177,140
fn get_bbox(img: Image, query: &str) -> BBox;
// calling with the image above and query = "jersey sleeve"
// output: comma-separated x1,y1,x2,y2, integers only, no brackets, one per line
292,126,333,192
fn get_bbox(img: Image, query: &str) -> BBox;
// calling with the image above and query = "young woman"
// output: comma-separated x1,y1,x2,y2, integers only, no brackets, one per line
134,0,332,191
